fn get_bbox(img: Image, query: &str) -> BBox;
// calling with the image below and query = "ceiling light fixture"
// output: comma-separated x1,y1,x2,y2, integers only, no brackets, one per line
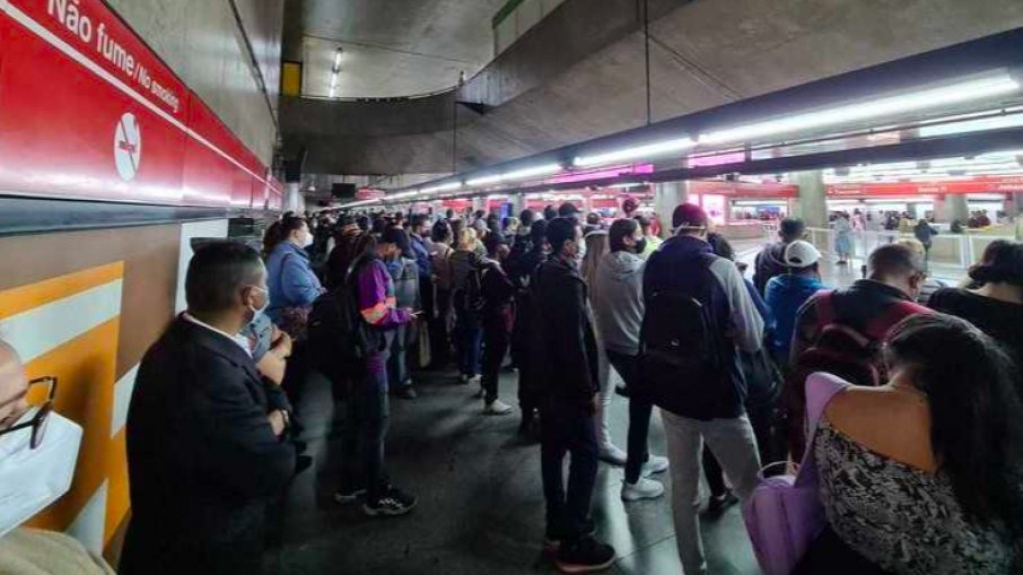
700,72,1021,145
387,191,419,201
420,181,463,195
329,47,343,98
466,163,563,187
574,137,697,168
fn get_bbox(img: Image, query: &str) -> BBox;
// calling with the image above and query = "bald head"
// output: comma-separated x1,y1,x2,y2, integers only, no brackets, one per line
0,340,28,430
867,244,926,298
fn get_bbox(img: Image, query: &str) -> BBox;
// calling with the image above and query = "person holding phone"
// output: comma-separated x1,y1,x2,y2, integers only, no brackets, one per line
333,230,418,517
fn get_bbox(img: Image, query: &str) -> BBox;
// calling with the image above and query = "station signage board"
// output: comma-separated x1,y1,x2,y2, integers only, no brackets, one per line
828,176,1023,197
689,180,799,198
0,0,276,210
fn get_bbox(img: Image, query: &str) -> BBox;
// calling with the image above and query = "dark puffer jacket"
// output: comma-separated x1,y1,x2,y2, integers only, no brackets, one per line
528,257,599,407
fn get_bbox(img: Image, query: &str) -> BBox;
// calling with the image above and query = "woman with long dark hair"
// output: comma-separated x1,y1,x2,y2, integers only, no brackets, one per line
265,214,325,408
929,240,1023,395
799,313,1023,574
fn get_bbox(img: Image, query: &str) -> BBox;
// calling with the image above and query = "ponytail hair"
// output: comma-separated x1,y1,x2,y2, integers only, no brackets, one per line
265,215,307,255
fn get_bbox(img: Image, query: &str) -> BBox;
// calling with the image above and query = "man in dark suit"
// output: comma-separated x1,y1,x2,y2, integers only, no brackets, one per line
120,242,297,575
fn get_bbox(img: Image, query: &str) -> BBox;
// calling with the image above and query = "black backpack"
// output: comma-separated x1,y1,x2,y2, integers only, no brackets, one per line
455,264,485,318
308,257,370,378
637,255,727,417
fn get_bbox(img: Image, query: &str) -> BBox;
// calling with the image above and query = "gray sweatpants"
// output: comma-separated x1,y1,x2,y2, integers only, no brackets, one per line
662,411,761,575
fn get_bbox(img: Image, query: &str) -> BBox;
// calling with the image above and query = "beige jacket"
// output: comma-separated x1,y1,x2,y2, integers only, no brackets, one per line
0,528,114,575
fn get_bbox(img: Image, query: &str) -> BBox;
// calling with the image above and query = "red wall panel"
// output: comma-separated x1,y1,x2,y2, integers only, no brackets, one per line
0,0,276,211
0,19,187,204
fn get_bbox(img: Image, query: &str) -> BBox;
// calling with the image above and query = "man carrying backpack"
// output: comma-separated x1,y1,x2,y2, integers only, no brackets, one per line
507,220,549,438
641,204,764,575
332,232,418,517
786,243,929,457
753,217,806,295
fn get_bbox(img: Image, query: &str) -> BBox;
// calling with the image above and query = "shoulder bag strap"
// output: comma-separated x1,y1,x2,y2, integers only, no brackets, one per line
793,372,851,486
814,290,837,326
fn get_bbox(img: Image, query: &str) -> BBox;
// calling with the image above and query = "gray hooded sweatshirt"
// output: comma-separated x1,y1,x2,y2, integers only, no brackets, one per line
592,250,645,355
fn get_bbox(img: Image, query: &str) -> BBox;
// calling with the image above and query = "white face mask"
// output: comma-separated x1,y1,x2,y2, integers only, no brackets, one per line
301,231,314,248
0,409,83,538
574,239,587,264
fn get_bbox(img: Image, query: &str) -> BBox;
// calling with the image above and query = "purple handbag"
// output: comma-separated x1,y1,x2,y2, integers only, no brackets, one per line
742,372,850,575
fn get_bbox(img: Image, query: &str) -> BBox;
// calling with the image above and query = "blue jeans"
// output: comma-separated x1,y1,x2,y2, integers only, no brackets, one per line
387,323,411,390
340,346,391,501
540,398,598,541
456,306,482,378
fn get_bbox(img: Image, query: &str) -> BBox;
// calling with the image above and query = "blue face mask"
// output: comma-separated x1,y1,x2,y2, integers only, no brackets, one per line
384,258,403,275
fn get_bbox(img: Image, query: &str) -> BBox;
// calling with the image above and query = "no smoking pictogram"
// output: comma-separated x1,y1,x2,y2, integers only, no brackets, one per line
114,113,142,181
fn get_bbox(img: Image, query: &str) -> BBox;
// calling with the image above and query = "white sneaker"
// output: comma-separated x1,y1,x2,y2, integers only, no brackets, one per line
466,374,482,386
621,477,665,501
484,399,513,415
599,444,628,466
642,455,669,477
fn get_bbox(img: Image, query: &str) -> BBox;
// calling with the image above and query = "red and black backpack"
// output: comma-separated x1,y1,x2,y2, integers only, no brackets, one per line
784,290,928,459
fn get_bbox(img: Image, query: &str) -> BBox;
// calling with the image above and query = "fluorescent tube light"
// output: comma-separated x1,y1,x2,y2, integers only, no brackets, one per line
387,191,419,201
918,113,1023,137
574,138,697,167
466,164,562,187
701,72,1021,145
420,181,463,195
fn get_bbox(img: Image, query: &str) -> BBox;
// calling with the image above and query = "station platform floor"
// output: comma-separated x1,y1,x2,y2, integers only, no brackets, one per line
264,368,759,575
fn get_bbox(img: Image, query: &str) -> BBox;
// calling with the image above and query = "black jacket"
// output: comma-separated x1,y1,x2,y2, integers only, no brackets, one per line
753,241,788,295
120,316,296,575
529,257,600,406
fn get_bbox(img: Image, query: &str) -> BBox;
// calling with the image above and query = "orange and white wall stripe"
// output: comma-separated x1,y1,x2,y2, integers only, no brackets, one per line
0,219,230,561
0,262,127,554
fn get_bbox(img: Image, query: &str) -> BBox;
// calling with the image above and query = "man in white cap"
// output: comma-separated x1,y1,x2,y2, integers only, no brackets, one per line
764,240,827,367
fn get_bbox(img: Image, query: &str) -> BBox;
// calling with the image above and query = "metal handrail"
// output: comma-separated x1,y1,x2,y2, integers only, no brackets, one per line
804,226,1016,270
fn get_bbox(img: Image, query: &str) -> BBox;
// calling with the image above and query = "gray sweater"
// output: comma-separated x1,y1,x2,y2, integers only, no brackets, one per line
592,251,646,355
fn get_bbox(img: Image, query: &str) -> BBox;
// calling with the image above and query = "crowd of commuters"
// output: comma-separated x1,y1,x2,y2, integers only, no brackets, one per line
3,201,1023,575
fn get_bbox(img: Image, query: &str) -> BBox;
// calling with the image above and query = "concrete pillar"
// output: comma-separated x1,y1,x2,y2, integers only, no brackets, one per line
1013,193,1023,215
653,181,689,238
790,171,828,228
941,194,969,224
509,193,525,217
285,182,305,214
472,196,486,213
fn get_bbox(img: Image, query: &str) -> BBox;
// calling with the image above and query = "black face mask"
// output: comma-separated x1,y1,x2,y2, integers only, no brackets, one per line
633,238,647,255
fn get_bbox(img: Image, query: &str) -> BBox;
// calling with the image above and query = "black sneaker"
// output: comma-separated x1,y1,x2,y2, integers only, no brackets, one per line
705,490,739,517
363,487,417,517
333,486,367,504
543,519,597,553
554,537,616,573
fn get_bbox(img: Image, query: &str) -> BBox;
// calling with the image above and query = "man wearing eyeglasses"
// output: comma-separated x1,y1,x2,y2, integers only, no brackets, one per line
120,242,298,575
0,341,113,573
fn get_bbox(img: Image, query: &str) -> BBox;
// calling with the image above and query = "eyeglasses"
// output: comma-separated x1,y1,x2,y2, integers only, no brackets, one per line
0,376,57,450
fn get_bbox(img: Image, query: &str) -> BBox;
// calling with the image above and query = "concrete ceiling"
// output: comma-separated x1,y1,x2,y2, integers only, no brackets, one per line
285,0,507,98
281,0,1023,176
